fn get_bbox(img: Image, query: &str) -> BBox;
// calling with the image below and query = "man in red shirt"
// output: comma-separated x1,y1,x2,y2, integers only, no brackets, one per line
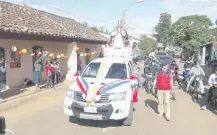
152,63,174,121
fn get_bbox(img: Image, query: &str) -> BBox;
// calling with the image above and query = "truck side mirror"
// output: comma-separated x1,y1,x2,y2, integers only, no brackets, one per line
0,116,6,134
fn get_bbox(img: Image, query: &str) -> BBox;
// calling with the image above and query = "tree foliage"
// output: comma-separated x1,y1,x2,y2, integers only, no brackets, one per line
169,15,214,52
139,36,156,56
155,12,172,47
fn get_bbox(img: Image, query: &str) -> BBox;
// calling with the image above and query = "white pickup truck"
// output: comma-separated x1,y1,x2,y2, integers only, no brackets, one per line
63,57,139,126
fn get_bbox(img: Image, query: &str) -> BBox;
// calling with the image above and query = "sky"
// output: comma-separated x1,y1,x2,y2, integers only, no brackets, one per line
3,0,217,38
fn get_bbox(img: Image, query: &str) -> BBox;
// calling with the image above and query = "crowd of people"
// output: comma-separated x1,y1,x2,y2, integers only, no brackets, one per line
34,51,61,91
0,51,62,103
144,52,217,121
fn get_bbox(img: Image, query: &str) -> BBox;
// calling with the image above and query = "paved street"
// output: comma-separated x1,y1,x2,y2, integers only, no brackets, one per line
1,61,217,135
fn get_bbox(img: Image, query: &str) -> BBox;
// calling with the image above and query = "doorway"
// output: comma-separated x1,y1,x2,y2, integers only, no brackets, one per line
85,48,90,65
0,47,6,85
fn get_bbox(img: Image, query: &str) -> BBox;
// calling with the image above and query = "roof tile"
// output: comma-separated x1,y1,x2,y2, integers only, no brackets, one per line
0,1,108,43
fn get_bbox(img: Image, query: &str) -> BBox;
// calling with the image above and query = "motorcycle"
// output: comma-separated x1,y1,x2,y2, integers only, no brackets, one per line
145,73,153,94
209,85,217,111
192,75,202,100
183,68,191,86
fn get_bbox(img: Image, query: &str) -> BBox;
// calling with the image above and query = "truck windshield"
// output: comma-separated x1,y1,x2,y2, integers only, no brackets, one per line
106,63,127,79
82,62,101,78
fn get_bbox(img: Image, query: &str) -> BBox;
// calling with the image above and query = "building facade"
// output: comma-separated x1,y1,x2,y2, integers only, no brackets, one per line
0,2,107,88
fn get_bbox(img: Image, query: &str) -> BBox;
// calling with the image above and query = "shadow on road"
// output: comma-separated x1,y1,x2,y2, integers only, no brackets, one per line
144,99,158,114
69,117,122,128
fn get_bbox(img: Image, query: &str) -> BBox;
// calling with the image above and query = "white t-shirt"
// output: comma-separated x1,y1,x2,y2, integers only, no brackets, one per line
208,74,217,86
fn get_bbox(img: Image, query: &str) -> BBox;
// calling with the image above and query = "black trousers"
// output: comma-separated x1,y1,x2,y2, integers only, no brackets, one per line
51,72,55,86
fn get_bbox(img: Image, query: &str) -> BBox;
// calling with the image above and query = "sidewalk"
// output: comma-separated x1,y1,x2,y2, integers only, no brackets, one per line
0,80,71,109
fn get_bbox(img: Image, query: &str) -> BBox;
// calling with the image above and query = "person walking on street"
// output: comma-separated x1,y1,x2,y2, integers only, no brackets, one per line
0,57,7,102
34,51,49,91
152,63,174,121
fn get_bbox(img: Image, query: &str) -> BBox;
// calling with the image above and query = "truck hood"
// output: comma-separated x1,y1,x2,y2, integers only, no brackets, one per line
68,76,132,94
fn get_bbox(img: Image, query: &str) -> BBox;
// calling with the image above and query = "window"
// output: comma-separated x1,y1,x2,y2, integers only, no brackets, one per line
85,48,91,65
106,63,127,79
82,62,100,78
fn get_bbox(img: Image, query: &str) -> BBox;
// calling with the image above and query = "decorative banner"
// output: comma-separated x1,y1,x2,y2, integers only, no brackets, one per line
57,54,61,58
11,46,17,52
18,51,23,56
10,46,103,58
49,53,54,57
85,59,105,105
21,48,27,54
73,47,79,52
61,53,64,58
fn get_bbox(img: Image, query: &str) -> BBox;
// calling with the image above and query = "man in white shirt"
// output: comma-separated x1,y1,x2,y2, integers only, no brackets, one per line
0,57,7,102
202,69,217,110
186,61,205,93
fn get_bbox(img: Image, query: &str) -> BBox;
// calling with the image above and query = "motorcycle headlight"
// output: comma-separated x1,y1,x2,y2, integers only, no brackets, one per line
109,92,126,102
66,89,74,99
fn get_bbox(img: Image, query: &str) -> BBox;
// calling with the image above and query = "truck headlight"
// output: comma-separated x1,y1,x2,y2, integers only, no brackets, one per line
109,92,126,102
66,89,74,99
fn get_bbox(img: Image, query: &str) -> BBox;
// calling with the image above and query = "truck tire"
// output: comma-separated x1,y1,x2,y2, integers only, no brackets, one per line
69,116,79,123
122,102,133,126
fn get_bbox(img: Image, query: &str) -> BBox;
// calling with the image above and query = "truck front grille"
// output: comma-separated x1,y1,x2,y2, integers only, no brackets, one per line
74,92,110,103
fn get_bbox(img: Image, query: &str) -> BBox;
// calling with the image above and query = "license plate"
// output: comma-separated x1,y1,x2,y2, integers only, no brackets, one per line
84,106,97,113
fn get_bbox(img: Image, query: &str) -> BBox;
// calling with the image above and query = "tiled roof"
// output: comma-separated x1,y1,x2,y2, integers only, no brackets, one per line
0,1,108,43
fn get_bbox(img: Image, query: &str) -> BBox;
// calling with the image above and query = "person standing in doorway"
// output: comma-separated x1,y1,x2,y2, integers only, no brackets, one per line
34,51,49,91
152,63,174,121
77,53,82,74
0,57,7,102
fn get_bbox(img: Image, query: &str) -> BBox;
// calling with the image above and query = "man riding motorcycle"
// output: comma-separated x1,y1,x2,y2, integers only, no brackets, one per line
183,57,194,79
144,56,153,74
186,61,205,93
144,57,160,89
201,69,217,110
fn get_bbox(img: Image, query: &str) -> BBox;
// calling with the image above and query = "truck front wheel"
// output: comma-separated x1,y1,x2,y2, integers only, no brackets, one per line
69,116,79,123
122,102,133,126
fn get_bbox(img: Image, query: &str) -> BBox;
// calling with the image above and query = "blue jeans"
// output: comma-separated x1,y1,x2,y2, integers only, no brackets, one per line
0,83,3,98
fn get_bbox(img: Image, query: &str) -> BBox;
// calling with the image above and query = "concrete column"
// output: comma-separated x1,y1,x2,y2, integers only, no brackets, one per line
66,42,77,81
202,46,206,65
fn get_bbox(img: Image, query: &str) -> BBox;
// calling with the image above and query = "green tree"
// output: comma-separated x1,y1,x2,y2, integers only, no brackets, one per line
155,12,172,47
139,36,157,56
170,15,214,52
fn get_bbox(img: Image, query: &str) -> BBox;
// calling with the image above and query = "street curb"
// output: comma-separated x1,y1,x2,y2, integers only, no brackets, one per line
0,83,69,110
